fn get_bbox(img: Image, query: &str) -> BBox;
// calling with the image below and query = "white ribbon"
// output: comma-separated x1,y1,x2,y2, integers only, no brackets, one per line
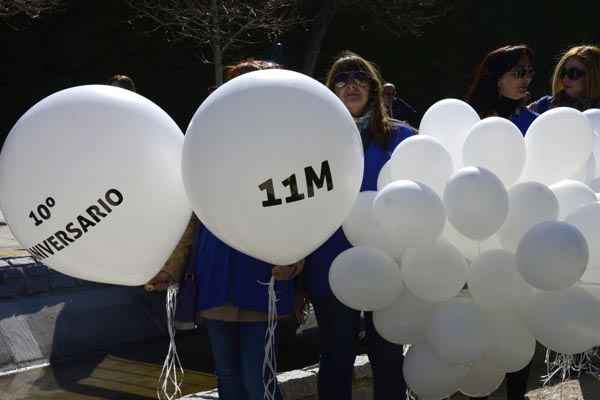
543,348,600,386
158,284,184,400
261,276,279,400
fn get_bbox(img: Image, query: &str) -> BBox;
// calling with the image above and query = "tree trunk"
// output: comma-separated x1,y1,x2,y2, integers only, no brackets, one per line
214,46,223,85
302,0,337,77
211,0,223,85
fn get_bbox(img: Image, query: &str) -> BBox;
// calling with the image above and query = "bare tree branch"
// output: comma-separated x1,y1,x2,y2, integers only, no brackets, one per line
302,0,450,76
364,0,450,37
0,0,64,18
127,0,304,84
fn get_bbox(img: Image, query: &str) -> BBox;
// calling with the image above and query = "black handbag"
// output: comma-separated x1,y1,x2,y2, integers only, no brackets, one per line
174,222,201,330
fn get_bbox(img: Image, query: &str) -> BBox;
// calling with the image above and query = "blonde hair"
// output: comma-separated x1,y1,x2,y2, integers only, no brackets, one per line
552,45,600,99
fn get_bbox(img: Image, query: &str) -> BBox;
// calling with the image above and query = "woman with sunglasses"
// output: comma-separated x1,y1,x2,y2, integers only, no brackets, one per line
467,44,538,134
466,45,538,400
529,45,600,113
303,51,415,400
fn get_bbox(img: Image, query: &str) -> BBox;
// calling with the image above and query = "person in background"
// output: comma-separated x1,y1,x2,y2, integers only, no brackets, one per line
146,58,302,400
382,82,418,127
303,51,415,400
467,44,538,134
466,44,538,400
529,45,600,113
107,74,136,92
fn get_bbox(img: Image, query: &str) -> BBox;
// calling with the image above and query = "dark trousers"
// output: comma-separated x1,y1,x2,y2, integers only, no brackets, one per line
205,319,282,400
312,294,407,400
471,361,531,400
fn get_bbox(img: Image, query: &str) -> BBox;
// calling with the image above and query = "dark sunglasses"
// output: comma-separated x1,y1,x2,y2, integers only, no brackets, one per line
560,67,586,80
332,70,371,88
510,65,535,79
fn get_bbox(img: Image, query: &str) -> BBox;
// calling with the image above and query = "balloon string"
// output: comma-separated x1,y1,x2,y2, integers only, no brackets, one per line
258,277,279,400
158,284,184,400
543,348,600,389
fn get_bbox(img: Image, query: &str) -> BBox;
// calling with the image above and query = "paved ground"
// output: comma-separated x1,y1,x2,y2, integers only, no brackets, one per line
0,224,28,258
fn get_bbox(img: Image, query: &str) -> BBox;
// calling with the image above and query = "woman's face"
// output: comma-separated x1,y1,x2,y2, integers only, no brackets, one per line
561,57,587,98
498,56,534,100
333,70,371,116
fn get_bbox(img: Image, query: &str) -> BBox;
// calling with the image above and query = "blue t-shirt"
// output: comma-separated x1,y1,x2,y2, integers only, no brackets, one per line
511,106,538,135
303,122,416,298
194,225,294,316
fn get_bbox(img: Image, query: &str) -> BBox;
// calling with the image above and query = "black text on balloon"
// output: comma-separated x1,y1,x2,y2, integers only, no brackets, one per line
28,197,56,226
27,189,124,260
258,160,333,207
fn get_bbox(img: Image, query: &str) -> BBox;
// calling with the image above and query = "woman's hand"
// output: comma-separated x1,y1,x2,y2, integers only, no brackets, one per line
271,260,304,281
144,270,176,291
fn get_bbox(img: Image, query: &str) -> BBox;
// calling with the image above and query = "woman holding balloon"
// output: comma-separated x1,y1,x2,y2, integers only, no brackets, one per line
466,44,539,400
303,51,415,400
146,59,302,400
529,45,600,113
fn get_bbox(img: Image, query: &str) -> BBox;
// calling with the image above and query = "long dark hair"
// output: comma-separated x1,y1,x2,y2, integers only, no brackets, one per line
326,51,393,148
467,45,534,117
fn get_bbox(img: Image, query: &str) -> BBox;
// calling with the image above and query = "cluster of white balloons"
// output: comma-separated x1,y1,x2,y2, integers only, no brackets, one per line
330,98,600,399
5,72,600,399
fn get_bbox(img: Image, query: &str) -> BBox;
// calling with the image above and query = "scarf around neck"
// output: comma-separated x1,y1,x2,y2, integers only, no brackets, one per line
354,110,373,150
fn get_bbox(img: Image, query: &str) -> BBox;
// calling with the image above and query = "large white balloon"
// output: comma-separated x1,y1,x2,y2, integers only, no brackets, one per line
427,297,491,364
584,109,600,134
0,85,191,285
462,116,526,187
584,110,600,180
483,312,536,372
403,345,469,400
329,246,403,311
373,290,434,345
401,239,468,303
589,132,600,180
570,154,596,184
183,70,363,265
443,167,509,240
342,191,403,260
388,135,454,195
419,98,480,169
516,221,589,291
520,283,600,354
566,202,600,284
376,160,393,191
468,250,535,312
549,179,597,220
373,180,445,248
458,358,505,397
521,107,594,184
589,176,600,192
497,182,559,253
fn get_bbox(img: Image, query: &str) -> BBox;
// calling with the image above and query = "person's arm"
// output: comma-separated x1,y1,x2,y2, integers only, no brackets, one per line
527,95,551,113
145,216,199,291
